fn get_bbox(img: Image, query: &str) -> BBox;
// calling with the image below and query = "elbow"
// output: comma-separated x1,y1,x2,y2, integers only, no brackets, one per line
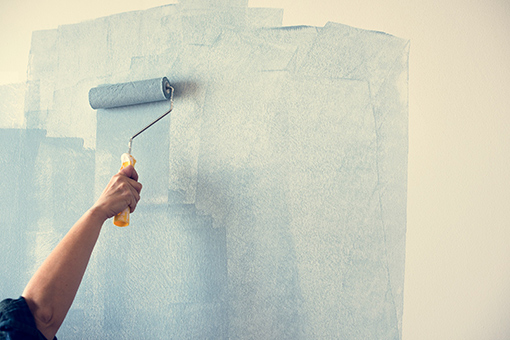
34,307,55,327
22,294,54,325
22,295,58,337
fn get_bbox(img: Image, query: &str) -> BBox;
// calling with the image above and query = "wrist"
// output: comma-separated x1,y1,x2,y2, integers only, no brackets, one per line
87,205,109,224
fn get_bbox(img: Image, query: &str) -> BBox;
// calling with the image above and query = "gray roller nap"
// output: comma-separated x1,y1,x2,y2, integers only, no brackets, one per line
89,77,172,109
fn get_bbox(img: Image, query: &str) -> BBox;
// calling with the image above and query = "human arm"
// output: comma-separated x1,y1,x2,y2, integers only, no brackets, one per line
21,165,142,340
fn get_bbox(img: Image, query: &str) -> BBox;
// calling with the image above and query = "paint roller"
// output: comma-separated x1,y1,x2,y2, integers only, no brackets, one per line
88,77,174,227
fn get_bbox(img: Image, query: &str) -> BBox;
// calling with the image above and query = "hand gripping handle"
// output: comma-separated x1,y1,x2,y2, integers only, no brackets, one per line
113,153,137,227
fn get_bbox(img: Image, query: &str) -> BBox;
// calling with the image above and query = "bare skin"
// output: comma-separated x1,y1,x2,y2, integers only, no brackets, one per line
22,165,142,340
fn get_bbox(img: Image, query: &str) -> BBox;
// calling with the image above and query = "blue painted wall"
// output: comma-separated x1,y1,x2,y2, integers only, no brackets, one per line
0,1,409,338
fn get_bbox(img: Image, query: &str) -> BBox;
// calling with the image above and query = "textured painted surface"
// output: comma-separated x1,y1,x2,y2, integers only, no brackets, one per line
0,1,408,338
0,83,26,128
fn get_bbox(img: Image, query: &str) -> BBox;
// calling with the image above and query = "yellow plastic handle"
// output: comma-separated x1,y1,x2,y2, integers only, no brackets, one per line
113,153,136,227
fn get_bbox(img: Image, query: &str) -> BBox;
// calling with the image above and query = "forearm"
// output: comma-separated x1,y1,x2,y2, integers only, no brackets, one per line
22,207,107,339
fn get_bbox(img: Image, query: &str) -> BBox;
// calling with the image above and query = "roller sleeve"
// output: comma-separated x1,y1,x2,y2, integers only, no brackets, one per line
88,77,172,109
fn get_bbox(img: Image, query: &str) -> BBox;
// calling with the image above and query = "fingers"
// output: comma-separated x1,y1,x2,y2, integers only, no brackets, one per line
118,165,142,194
127,182,141,213
129,178,143,194
119,165,139,182
112,167,142,215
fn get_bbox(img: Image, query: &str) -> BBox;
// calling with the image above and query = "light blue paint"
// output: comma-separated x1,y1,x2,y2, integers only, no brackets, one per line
0,1,409,339
0,83,26,128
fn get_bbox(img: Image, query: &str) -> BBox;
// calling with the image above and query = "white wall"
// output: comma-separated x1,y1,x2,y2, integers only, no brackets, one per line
1,1,509,339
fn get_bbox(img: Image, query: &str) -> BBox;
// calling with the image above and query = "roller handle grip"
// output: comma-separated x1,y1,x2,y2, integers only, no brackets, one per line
113,153,137,227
